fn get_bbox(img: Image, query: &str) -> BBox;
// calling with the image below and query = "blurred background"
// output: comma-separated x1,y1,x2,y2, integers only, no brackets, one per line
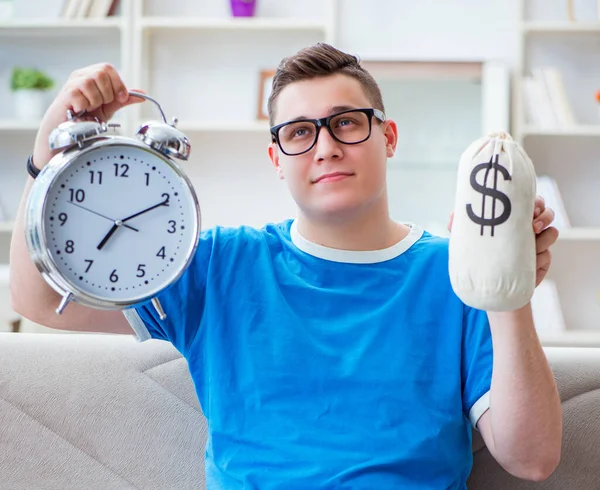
0,0,599,345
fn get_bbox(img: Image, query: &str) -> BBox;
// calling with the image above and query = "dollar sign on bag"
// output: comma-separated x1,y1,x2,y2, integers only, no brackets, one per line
466,153,512,236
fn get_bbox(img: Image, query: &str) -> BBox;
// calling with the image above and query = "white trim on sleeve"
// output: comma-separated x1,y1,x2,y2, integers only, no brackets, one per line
122,309,152,342
469,390,490,430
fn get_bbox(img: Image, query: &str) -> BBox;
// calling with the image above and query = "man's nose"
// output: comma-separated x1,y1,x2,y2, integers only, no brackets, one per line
314,126,342,162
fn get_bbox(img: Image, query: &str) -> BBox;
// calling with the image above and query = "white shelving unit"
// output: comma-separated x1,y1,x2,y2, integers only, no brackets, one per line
522,20,600,33
3,0,590,344
0,2,132,262
360,60,511,233
514,0,600,346
139,17,330,32
0,119,41,131
522,125,600,136
0,0,339,255
0,18,124,32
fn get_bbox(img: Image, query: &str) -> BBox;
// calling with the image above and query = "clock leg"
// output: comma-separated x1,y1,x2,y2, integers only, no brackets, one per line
151,297,167,320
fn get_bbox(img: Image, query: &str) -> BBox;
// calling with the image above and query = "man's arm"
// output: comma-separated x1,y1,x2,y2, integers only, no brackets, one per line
477,302,562,481
475,196,562,480
10,63,143,334
10,177,132,334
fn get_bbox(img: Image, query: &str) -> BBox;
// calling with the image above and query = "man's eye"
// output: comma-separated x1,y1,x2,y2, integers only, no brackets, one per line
292,127,313,138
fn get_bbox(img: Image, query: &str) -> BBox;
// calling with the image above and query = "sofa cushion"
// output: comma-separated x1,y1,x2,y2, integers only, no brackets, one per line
0,333,207,490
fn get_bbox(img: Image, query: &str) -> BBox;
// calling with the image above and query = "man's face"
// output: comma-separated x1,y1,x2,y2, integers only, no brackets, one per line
268,74,397,221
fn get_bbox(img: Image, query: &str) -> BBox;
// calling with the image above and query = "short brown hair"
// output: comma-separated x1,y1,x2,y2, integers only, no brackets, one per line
267,43,385,125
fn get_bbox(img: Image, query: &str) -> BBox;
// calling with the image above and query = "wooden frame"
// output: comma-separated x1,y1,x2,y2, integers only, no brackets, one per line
360,60,482,81
257,69,276,121
567,0,575,21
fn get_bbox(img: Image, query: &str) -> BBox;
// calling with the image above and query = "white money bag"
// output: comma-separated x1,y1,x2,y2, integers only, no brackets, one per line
448,131,537,312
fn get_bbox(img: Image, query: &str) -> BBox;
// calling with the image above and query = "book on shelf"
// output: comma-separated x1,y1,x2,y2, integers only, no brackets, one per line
536,175,571,231
531,278,567,335
60,0,119,19
522,66,576,130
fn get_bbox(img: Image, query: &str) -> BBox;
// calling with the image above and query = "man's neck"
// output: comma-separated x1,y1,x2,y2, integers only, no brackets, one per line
295,206,410,252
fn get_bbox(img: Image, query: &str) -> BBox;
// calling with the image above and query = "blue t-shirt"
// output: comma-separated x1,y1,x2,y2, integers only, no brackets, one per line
125,220,493,489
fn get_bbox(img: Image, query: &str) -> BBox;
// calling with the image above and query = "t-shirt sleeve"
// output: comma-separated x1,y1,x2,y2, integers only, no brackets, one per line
123,227,216,355
461,304,493,431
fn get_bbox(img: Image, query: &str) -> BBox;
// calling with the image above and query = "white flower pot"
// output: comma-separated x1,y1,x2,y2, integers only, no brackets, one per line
13,89,48,121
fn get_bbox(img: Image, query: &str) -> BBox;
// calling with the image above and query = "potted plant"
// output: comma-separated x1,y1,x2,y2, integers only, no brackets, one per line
230,0,257,17
10,67,55,121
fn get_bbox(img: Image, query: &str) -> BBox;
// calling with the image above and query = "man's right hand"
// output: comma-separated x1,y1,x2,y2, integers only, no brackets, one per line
32,63,145,169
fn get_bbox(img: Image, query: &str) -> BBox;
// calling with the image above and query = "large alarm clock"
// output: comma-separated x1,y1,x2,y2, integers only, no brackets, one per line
24,92,201,320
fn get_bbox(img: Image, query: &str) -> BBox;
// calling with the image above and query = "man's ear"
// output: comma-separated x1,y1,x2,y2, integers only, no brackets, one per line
268,143,284,180
383,119,398,159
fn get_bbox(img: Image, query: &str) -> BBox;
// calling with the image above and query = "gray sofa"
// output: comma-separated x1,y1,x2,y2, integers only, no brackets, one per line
1,332,599,489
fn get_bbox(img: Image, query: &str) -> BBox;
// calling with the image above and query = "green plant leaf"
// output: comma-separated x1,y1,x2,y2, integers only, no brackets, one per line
10,67,55,91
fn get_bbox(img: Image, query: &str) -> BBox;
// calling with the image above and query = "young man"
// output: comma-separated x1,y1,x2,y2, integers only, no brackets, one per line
10,43,561,489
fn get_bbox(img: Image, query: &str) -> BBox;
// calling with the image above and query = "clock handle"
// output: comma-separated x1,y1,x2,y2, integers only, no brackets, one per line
151,297,167,321
66,91,169,125
128,91,168,124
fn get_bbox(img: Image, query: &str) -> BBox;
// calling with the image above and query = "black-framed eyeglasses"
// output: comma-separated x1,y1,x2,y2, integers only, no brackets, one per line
270,108,386,156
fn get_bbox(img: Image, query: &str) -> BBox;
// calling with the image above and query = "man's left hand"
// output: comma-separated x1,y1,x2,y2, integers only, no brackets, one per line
532,195,559,287
447,194,559,287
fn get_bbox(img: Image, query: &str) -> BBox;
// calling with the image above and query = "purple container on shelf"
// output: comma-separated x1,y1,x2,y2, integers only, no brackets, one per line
230,0,257,17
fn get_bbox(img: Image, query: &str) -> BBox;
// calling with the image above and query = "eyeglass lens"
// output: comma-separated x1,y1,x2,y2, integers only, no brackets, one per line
278,110,371,155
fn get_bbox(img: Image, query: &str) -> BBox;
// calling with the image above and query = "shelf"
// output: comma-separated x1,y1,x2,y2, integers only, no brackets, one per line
540,330,600,347
0,120,42,132
0,222,14,233
139,17,328,32
522,125,600,137
557,227,600,241
0,18,123,35
522,21,600,33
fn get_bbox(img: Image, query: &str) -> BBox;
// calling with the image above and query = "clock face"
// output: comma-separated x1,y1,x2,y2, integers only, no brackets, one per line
42,143,199,304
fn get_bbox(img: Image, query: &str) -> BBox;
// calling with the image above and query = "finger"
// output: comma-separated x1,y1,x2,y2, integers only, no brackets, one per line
67,86,94,114
533,207,555,233
102,88,146,121
533,195,545,218
535,226,559,254
123,89,146,105
78,77,104,112
536,249,552,273
448,211,454,232
94,70,115,106
102,63,128,103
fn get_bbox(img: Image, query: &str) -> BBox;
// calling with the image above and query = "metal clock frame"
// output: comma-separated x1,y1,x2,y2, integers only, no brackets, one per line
24,137,201,316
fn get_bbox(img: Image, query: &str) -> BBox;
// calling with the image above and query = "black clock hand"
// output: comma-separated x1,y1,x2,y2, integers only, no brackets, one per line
121,197,169,223
97,223,119,250
97,196,169,251
67,201,139,232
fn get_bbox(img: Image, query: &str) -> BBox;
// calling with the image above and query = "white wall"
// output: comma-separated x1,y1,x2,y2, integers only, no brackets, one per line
337,0,520,65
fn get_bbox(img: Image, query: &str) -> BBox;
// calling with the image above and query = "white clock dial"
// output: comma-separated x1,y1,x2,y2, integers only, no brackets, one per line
42,143,199,303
